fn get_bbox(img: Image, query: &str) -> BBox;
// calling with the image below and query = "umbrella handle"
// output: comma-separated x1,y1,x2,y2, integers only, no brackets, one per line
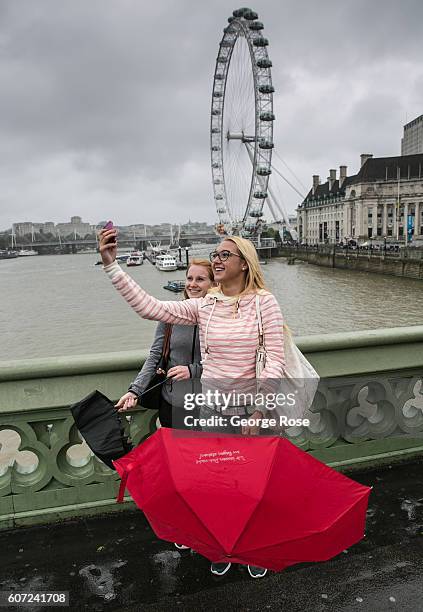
116,460,139,503
117,470,129,503
138,376,172,397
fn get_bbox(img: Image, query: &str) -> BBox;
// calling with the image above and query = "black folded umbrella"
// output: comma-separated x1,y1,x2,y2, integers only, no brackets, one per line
70,390,133,470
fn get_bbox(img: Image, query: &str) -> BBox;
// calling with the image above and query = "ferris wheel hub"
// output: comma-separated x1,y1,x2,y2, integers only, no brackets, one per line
226,131,256,143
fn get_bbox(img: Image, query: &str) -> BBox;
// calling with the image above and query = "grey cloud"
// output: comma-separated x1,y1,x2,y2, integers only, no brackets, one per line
0,0,422,227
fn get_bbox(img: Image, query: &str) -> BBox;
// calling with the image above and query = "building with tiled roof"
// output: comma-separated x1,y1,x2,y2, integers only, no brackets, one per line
297,153,423,244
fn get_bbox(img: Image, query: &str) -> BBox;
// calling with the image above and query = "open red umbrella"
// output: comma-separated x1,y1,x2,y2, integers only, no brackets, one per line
114,428,371,572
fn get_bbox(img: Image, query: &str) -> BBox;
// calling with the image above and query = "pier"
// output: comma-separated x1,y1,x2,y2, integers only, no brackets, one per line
279,245,423,280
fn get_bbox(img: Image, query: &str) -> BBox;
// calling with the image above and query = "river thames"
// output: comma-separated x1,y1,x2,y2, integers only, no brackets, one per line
1,250,423,361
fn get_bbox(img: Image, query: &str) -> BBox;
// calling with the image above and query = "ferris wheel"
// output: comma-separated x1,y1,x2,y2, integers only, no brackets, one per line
211,7,275,237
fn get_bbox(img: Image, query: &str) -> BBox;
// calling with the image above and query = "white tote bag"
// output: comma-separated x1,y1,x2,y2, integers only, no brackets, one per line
255,296,320,418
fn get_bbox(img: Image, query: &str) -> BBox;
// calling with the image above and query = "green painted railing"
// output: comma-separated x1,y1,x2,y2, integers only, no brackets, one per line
1,327,423,530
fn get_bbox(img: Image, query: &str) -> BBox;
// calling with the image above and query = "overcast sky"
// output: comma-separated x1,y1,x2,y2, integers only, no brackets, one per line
1,0,422,230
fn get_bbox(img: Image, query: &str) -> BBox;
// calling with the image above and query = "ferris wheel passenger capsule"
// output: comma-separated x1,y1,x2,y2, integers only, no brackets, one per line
212,146,221,152
250,208,264,218
259,85,275,94
233,7,251,18
257,166,272,176
212,109,221,116
249,21,263,30
257,58,272,68
213,91,223,98
217,206,227,214
244,222,257,232
260,112,275,121
212,162,221,168
253,191,268,199
215,194,224,200
220,40,233,47
244,10,258,20
253,37,269,47
259,140,274,150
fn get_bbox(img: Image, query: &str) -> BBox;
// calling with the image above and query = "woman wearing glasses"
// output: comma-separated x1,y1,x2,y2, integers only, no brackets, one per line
99,230,285,578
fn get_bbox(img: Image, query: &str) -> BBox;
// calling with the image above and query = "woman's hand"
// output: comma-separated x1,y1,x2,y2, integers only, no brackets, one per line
241,410,263,436
167,365,190,381
99,228,118,266
115,391,138,412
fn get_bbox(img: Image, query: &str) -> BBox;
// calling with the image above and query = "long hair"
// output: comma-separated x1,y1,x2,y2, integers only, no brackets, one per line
183,258,214,299
211,236,268,295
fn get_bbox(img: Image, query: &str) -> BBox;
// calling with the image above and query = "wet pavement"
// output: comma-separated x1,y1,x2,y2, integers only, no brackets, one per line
1,460,423,612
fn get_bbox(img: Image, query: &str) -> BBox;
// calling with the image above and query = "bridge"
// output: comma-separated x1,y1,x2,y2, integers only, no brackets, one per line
1,327,423,609
13,233,219,252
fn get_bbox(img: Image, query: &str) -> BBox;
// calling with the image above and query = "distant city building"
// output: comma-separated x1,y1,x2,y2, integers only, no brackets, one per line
12,216,93,238
53,217,93,238
401,114,423,155
297,153,423,244
13,222,56,237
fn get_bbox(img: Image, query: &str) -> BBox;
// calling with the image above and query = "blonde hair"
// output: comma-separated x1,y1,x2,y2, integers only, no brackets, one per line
183,258,214,299
211,236,268,295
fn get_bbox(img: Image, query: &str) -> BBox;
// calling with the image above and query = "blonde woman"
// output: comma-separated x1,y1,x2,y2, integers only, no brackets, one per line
99,230,285,578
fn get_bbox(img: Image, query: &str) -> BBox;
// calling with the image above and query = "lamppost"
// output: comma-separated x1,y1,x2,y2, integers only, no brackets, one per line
383,236,387,255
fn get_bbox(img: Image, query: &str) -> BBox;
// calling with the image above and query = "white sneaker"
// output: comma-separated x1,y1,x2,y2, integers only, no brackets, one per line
247,565,267,578
211,562,232,576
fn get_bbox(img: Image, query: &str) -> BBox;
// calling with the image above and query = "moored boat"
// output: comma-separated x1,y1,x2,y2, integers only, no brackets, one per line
126,254,143,267
0,250,18,260
17,249,38,256
163,280,186,292
155,254,178,271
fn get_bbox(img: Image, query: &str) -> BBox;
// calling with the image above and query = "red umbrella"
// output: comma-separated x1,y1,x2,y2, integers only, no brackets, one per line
114,428,371,572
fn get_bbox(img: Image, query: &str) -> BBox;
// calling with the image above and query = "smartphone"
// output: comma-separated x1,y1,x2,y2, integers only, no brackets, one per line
103,220,116,244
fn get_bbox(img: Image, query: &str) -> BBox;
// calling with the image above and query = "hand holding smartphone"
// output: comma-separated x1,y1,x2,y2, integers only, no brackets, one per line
103,220,117,244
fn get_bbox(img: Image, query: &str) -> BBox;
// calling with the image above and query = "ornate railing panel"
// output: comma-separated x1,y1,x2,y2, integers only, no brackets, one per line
1,328,423,529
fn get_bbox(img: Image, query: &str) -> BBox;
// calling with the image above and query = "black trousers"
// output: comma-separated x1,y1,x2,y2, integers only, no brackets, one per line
159,398,201,430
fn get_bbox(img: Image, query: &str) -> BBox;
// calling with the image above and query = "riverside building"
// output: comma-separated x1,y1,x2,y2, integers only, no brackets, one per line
401,114,423,155
297,153,423,245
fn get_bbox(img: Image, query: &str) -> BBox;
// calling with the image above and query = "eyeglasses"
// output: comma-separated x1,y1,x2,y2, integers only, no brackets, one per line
209,250,243,263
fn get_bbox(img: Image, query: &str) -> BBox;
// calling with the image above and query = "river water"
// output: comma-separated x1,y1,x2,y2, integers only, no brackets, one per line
1,249,423,362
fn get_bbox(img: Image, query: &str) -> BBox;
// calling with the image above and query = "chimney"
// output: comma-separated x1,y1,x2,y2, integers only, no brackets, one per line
360,153,373,167
329,169,336,190
312,175,320,195
339,165,347,187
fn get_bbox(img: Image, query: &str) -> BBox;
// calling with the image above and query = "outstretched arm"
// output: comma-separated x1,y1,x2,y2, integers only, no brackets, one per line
103,261,199,325
99,226,199,325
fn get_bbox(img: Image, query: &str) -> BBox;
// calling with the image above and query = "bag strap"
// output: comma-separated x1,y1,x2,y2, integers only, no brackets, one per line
191,325,197,362
162,323,172,361
255,295,264,347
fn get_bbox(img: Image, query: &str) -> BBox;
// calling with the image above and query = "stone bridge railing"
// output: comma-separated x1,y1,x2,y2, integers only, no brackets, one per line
1,327,423,530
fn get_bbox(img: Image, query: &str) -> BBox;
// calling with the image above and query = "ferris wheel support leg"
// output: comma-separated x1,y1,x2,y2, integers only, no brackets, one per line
244,142,279,223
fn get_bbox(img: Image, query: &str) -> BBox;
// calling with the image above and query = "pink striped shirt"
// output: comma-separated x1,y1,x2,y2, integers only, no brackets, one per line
104,261,285,381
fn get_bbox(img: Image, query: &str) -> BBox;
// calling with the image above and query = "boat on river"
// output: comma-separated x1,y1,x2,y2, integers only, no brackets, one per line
126,253,143,267
156,254,178,271
17,249,38,256
0,250,18,260
163,280,186,292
